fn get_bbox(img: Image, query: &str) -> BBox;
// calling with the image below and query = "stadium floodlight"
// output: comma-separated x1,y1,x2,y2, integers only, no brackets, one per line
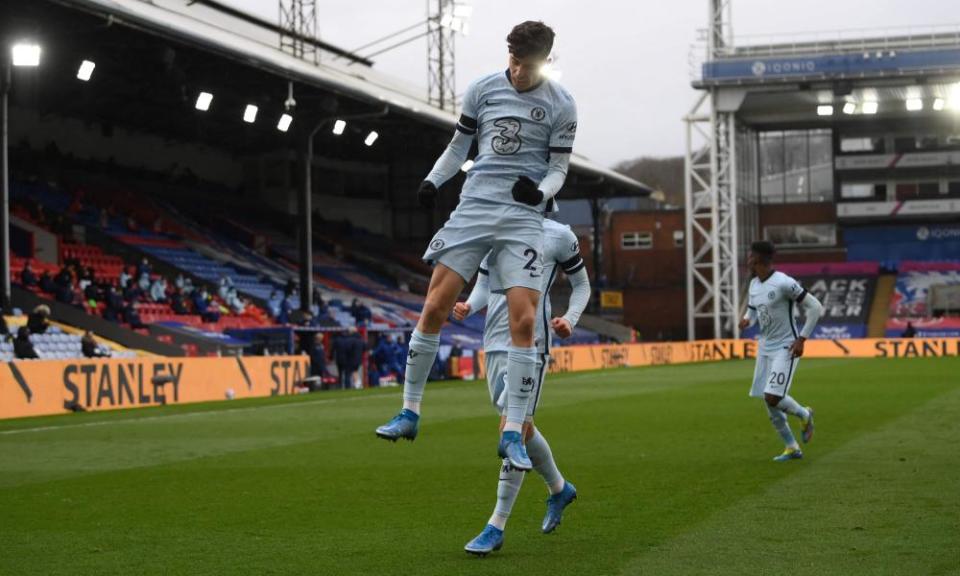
906,98,923,112
933,98,945,111
332,119,346,135
440,2,472,35
861,101,878,115
76,60,96,82
243,104,258,123
364,131,379,146
11,43,41,67
460,159,474,172
842,102,856,115
195,92,214,111
816,105,834,116
277,113,293,132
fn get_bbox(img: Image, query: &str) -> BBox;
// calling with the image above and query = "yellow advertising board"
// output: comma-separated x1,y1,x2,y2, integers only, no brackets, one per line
479,338,960,378
0,356,309,420
600,291,624,309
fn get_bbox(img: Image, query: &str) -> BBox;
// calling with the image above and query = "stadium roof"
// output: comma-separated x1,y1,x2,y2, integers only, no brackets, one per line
53,0,651,197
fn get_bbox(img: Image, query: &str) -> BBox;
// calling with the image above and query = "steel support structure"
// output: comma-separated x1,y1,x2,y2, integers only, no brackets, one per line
279,0,319,64
684,0,742,340
426,0,457,111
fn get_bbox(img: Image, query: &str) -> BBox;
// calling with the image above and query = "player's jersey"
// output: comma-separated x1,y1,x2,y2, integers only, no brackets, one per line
747,271,807,355
456,70,577,212
480,220,584,354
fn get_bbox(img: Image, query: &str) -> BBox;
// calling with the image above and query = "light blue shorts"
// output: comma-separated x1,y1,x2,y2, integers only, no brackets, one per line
749,350,799,398
485,351,548,420
423,198,544,293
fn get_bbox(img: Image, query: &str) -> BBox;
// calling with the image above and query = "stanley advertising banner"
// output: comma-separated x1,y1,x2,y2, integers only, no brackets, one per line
0,356,309,420
479,338,960,378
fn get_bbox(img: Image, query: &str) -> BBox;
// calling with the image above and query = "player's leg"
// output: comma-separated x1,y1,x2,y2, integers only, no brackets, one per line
763,352,804,461
487,209,545,468
466,353,518,555
376,203,490,441
770,358,814,443
497,284,539,469
374,265,465,441
524,358,577,533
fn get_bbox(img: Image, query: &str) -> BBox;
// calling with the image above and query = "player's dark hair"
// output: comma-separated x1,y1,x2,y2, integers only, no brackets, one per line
507,21,555,59
750,240,776,263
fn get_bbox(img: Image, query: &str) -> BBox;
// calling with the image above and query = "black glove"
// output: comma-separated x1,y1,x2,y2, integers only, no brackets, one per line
511,176,544,206
418,180,438,209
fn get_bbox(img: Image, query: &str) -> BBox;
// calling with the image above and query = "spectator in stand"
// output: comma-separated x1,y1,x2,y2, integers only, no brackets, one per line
332,331,350,389
902,322,917,338
20,260,38,288
55,278,76,305
136,258,151,280
371,334,404,387
98,208,110,229
27,305,51,334
350,298,372,327
170,289,189,315
104,286,124,322
119,267,132,290
81,331,110,358
149,277,168,303
267,290,282,319
39,271,56,294
332,329,363,390
78,267,93,293
226,288,246,315
218,276,234,301
14,327,39,360
137,271,151,292
193,288,220,323
83,278,100,304
124,303,146,329
278,295,292,325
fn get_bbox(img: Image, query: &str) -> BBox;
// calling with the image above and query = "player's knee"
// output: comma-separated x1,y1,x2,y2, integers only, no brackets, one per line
420,298,450,329
764,393,782,407
509,310,536,338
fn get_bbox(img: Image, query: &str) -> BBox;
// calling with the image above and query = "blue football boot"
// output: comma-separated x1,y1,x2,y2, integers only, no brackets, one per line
498,431,532,471
801,407,815,444
374,409,419,442
772,447,803,462
464,524,504,556
542,481,577,534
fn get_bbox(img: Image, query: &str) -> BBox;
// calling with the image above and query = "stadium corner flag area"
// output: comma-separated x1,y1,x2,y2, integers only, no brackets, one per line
1,0,959,574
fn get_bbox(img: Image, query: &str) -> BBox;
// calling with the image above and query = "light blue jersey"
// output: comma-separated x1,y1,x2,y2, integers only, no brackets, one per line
456,70,577,211
481,219,584,354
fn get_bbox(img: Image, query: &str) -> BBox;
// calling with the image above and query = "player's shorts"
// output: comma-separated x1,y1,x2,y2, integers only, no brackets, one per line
485,351,548,420
422,198,544,293
749,349,799,399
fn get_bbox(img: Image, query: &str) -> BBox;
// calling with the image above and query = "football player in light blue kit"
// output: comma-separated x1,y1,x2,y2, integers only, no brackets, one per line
376,21,577,472
452,218,590,555
740,241,824,462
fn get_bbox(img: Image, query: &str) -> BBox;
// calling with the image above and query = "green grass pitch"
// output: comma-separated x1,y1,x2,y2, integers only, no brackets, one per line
1,357,958,575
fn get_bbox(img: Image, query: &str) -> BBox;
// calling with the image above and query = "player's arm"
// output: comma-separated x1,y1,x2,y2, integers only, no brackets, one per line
512,99,578,206
739,305,757,330
421,83,480,207
787,282,824,358
551,235,589,339
452,260,490,321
